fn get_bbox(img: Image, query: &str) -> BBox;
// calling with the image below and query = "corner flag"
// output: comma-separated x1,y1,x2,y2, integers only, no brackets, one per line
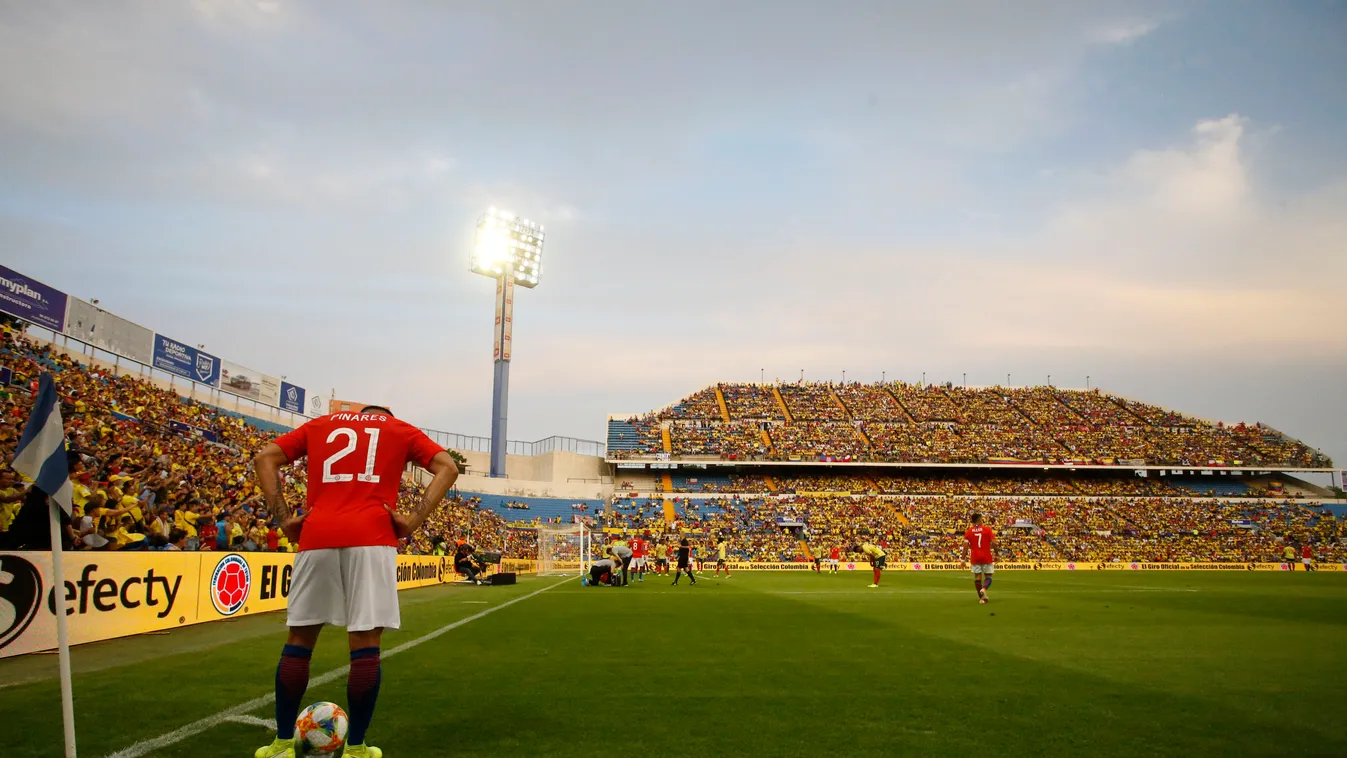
11,371,78,757
13,372,72,515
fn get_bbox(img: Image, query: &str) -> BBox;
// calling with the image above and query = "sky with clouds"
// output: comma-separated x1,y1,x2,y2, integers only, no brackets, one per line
3,0,1345,465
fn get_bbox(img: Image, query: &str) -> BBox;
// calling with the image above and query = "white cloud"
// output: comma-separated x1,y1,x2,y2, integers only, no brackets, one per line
1089,19,1161,46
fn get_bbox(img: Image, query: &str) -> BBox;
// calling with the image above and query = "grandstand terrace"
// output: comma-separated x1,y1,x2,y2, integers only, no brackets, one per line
607,382,1333,470
3,324,1339,573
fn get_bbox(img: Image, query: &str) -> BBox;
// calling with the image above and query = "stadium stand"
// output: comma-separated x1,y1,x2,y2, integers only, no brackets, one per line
607,382,1333,468
4,322,1340,571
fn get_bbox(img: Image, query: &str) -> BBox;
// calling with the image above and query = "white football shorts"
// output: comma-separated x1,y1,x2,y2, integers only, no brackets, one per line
1302,558,1313,565
631,556,647,569
288,546,400,632
828,559,840,566
971,563,995,575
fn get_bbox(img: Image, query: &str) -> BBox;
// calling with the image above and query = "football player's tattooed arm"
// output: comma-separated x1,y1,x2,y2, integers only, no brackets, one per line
253,443,293,522
413,451,459,528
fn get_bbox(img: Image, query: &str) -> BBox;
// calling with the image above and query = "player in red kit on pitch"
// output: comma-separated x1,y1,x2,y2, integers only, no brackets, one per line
252,406,459,758
630,534,649,582
964,512,996,604
828,545,841,574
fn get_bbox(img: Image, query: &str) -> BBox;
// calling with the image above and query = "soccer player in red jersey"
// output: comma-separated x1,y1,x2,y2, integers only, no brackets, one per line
1301,542,1316,572
828,545,841,574
964,512,996,604
252,406,459,758
630,534,648,582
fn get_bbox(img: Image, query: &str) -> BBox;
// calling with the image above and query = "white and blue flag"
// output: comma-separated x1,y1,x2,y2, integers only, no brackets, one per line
12,372,73,515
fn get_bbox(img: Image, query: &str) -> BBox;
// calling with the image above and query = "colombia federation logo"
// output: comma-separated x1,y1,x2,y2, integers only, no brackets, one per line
0,555,43,652
210,554,252,616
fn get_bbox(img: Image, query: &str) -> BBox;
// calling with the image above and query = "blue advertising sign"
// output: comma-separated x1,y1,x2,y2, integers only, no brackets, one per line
0,265,68,332
168,420,220,443
152,334,221,386
0,366,9,386
279,381,307,414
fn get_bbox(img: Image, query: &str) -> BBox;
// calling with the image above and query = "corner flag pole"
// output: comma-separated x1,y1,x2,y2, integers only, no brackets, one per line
13,372,78,757
48,495,77,758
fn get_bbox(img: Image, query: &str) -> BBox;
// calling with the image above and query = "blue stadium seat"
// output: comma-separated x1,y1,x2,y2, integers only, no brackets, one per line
459,492,604,522
1169,479,1251,496
606,420,640,453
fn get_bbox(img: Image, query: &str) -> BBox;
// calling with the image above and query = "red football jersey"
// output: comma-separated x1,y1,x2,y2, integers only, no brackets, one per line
1302,545,1313,559
965,525,996,565
829,546,840,560
274,412,443,551
631,538,648,557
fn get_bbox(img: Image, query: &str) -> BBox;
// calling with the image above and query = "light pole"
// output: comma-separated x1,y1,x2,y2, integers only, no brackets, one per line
471,207,545,478
1087,375,1091,390
882,370,886,383
760,368,764,383
842,369,846,384
962,372,966,387
1047,374,1052,386
921,371,926,385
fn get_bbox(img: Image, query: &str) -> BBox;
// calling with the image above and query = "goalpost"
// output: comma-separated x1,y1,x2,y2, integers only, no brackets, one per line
536,524,593,576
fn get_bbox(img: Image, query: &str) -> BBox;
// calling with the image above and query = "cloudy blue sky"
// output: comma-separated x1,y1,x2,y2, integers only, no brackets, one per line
4,0,1345,464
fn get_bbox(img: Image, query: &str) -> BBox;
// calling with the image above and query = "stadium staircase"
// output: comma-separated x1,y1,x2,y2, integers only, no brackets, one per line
661,426,672,454
798,540,814,561
772,386,794,423
760,428,776,455
661,474,673,493
887,502,912,526
828,385,851,418
882,386,918,422
854,425,873,452
765,476,779,493
714,387,731,421
662,498,677,523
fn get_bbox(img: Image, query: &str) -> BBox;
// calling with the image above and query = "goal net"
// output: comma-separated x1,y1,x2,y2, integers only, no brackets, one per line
536,524,593,576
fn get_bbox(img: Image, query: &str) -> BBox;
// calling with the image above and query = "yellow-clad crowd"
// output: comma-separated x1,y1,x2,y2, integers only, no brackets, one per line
608,382,1331,467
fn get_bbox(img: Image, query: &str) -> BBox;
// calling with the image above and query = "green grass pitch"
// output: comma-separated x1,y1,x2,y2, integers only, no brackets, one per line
3,571,1346,757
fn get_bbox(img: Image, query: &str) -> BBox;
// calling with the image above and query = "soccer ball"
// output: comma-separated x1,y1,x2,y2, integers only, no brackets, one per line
295,701,348,754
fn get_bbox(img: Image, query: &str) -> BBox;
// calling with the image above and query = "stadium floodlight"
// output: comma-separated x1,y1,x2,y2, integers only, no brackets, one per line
471,207,547,478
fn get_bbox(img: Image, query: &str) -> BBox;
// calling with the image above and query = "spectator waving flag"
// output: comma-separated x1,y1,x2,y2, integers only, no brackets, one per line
13,372,73,515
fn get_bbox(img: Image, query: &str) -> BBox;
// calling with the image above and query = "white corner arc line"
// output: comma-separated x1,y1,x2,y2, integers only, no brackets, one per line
104,577,569,758
224,715,278,729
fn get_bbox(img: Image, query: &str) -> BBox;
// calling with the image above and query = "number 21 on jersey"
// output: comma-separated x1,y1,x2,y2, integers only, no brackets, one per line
322,427,382,483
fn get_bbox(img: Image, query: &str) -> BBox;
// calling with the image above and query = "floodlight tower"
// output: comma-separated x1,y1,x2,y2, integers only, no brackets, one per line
470,207,545,478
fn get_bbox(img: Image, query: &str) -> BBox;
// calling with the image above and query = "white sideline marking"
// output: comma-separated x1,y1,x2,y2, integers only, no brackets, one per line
225,715,278,729
770,587,1198,595
461,600,489,604
105,578,568,758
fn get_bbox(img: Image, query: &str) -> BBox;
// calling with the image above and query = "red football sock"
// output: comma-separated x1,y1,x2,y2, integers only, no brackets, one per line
872,568,881,584
975,578,984,593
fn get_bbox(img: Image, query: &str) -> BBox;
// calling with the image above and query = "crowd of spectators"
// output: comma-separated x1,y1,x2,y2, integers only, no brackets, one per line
835,383,910,422
721,384,785,420
612,383,1332,468
777,383,849,421
768,422,869,461
670,421,768,459
889,382,961,422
